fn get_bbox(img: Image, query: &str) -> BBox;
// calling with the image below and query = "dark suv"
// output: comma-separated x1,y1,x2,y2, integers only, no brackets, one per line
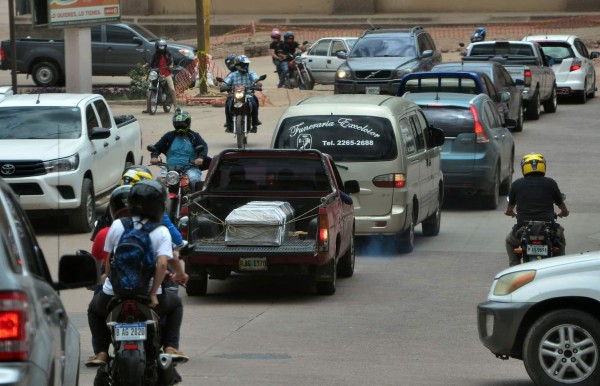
334,26,442,95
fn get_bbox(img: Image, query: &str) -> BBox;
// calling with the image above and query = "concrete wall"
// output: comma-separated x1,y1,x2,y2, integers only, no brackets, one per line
376,0,567,13
149,0,335,15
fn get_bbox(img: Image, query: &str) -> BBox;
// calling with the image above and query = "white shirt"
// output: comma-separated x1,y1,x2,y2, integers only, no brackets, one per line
102,216,173,296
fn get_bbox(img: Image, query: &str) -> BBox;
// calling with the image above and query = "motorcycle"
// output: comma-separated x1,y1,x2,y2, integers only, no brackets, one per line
283,44,314,90
147,144,205,224
470,26,486,43
514,218,562,263
217,75,267,149
146,63,184,115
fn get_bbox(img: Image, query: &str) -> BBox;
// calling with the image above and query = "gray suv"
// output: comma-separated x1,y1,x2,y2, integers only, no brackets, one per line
334,26,442,95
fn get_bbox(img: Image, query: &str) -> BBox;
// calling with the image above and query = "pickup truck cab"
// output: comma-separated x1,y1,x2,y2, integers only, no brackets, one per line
181,149,359,296
465,40,557,120
0,93,142,232
0,23,197,87
478,252,600,386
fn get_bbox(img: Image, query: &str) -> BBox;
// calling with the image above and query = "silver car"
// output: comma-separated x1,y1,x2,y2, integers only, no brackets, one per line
303,37,357,85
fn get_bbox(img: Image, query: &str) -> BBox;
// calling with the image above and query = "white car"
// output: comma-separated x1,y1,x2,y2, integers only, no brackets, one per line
478,252,600,385
0,86,12,101
303,37,357,85
523,35,599,103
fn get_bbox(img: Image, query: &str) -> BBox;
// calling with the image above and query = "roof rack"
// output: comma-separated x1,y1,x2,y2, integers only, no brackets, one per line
361,25,425,37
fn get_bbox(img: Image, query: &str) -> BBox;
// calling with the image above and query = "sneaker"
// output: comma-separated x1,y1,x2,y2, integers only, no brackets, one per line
85,352,108,367
255,120,262,126
277,85,283,88
164,347,190,363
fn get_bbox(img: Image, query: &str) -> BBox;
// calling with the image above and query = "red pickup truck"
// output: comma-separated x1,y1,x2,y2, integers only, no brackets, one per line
180,149,359,296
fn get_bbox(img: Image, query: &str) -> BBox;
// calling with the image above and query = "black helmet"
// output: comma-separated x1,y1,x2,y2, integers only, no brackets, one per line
172,108,192,136
127,180,166,223
155,39,167,53
283,31,294,41
109,185,132,219
225,54,237,72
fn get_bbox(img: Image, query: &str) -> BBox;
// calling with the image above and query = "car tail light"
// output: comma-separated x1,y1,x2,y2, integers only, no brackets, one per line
470,105,489,143
569,58,582,72
524,69,532,87
0,292,29,361
0,47,5,63
372,173,406,188
318,207,329,251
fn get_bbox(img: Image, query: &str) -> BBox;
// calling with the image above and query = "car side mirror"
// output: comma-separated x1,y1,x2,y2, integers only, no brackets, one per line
428,126,445,147
343,180,360,195
502,118,517,130
57,252,98,290
132,36,143,46
590,51,600,59
500,92,510,103
258,74,267,81
90,127,111,140
337,51,348,59
421,50,433,58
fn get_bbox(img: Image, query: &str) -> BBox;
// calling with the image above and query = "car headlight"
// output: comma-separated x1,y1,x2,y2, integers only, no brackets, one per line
493,270,536,296
166,171,180,186
336,67,350,79
148,70,159,81
396,68,414,78
43,154,79,173
178,49,195,59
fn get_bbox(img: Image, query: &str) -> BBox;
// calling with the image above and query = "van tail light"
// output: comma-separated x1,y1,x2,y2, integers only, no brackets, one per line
318,207,329,252
569,58,582,72
0,292,29,361
372,173,406,188
523,69,532,87
470,105,489,143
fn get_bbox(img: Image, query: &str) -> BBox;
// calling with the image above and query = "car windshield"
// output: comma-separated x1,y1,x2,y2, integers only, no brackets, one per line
127,23,159,40
0,107,82,139
537,42,575,61
418,107,474,137
274,115,397,162
350,37,416,58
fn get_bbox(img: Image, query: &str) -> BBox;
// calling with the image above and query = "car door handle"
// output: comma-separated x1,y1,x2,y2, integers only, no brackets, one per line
115,135,121,141
104,142,109,147
327,60,331,64
106,47,113,52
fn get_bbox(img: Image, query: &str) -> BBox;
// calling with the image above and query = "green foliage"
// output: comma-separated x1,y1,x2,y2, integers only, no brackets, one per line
127,64,149,100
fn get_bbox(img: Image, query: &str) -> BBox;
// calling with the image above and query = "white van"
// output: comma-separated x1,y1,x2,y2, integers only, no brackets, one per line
271,94,445,253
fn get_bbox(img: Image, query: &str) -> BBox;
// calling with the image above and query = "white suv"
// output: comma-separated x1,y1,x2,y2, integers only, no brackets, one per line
523,35,600,103
478,252,600,385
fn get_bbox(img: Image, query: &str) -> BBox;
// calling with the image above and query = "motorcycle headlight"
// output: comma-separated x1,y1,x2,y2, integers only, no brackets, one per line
493,270,536,296
234,90,245,100
43,154,79,173
166,171,180,186
148,70,159,81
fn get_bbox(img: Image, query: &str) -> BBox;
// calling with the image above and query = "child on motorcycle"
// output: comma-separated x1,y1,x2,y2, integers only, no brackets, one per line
222,55,263,133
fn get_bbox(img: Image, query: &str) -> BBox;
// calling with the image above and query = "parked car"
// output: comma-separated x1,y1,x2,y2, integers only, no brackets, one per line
523,34,599,103
0,176,97,385
303,37,357,85
334,26,442,95
431,61,524,131
477,252,600,386
271,94,445,253
403,92,515,209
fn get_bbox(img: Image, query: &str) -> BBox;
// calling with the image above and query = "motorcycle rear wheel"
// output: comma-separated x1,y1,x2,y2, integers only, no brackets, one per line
147,90,158,116
235,115,245,149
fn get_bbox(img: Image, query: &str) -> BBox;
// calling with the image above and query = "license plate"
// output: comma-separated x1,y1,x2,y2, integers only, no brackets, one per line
526,244,548,256
365,86,380,95
114,323,147,341
239,257,267,271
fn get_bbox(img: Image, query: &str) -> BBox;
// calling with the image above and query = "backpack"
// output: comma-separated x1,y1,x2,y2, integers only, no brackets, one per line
109,218,161,296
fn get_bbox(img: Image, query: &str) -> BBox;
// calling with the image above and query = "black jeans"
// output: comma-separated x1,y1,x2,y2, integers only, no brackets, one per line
88,290,183,354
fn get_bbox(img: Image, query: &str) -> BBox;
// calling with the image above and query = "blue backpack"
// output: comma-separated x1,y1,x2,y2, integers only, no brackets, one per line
110,218,161,296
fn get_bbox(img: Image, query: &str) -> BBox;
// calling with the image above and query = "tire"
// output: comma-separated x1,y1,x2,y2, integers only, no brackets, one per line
523,309,600,386
113,351,145,386
481,169,500,210
500,153,514,196
147,90,158,115
395,221,415,254
422,192,442,237
185,265,208,296
526,90,541,120
301,70,315,90
163,103,172,113
588,73,596,98
32,61,61,87
576,81,588,104
512,104,524,132
337,230,355,278
543,85,557,113
235,115,244,149
316,258,336,295
70,178,95,233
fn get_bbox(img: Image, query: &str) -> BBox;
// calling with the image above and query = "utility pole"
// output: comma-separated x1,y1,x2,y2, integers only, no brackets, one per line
195,0,211,95
8,0,18,93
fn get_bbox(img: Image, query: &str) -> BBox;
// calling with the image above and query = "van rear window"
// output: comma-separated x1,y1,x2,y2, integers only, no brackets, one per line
419,107,474,138
274,116,397,161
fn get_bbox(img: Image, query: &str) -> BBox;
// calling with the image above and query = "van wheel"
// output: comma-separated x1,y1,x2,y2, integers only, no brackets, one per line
70,178,95,233
422,197,441,237
395,222,414,253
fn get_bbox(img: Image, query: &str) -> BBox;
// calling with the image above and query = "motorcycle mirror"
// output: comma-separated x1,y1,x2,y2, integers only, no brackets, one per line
147,144,158,152
258,74,267,81
561,193,566,201
216,77,224,83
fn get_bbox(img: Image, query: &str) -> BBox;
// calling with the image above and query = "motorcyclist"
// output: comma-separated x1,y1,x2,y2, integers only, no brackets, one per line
144,39,178,112
275,31,307,88
222,55,263,133
269,28,282,77
86,180,189,371
150,109,209,192
224,53,237,74
504,153,569,266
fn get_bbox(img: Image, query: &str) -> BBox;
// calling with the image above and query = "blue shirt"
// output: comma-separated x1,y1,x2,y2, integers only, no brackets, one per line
166,135,195,169
224,70,259,88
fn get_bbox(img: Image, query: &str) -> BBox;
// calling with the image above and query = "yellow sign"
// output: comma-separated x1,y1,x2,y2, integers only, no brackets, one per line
49,0,121,27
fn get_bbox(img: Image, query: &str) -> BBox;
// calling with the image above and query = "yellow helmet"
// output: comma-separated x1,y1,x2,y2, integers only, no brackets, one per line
120,165,153,186
521,153,546,176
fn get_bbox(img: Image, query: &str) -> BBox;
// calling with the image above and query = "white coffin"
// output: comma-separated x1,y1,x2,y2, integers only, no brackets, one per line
225,201,295,246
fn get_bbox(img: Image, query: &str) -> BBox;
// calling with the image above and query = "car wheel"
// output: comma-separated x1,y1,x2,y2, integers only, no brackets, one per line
523,309,600,386
337,229,355,278
32,61,61,87
500,153,514,196
576,81,588,104
588,73,596,98
526,89,541,120
185,265,208,296
481,169,500,210
316,258,336,295
70,178,95,233
395,221,415,254
543,85,557,113
512,104,524,132
422,191,442,237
